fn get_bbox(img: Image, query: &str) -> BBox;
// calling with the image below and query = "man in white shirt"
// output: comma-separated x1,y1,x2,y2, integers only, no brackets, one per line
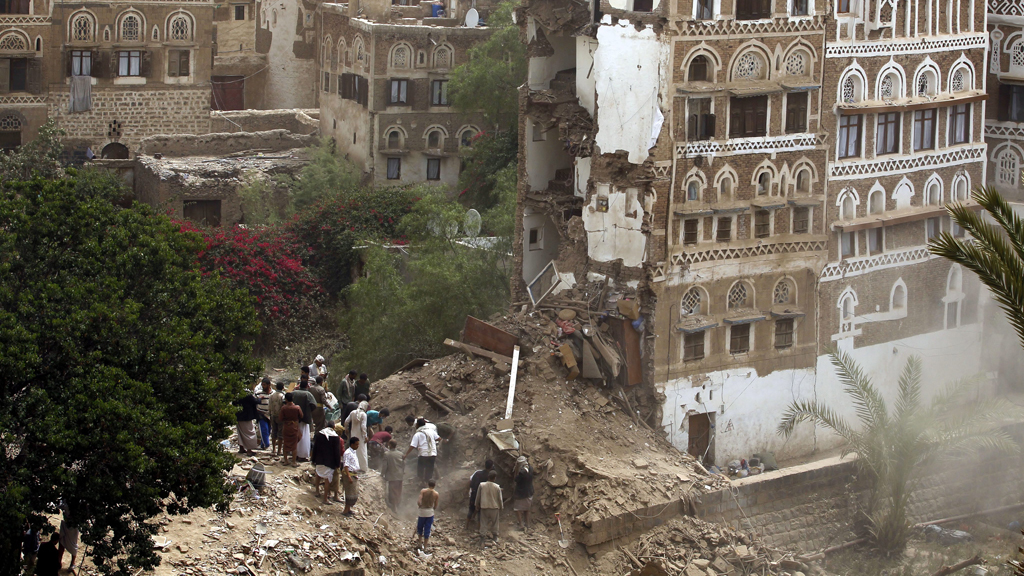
309,355,328,383
341,437,361,517
404,418,439,485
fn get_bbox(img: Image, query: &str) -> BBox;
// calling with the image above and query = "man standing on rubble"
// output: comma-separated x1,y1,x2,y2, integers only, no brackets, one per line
466,460,494,529
269,382,285,457
255,377,273,450
404,418,439,485
291,375,317,462
416,480,440,550
345,400,370,471
475,470,502,543
336,370,357,406
341,437,361,517
312,420,342,505
513,456,536,533
380,439,405,512
309,376,328,434
355,373,372,401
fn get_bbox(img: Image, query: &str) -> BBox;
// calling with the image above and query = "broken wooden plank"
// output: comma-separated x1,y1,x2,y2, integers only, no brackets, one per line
463,316,519,357
504,345,520,420
444,338,518,365
558,343,579,380
410,381,454,415
580,340,602,379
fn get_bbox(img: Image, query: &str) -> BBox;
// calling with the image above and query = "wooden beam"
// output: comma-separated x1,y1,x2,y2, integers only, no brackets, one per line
444,338,517,365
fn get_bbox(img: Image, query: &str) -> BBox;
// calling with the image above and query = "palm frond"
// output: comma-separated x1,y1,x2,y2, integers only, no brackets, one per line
777,400,860,450
971,186,1024,264
893,355,922,425
830,348,890,431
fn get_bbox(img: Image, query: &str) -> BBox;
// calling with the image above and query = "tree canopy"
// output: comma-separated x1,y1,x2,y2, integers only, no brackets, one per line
0,171,262,575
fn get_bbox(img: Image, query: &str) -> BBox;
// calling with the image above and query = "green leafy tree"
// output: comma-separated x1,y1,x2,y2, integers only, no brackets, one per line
0,173,262,575
276,137,362,214
340,189,512,375
778,351,1017,555
457,128,519,211
449,1,526,128
0,119,65,183
930,186,1024,349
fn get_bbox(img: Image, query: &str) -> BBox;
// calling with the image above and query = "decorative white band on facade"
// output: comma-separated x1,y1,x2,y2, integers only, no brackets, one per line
677,133,822,159
0,15,49,24
678,15,826,37
828,144,986,179
670,240,827,267
825,34,987,58
985,122,1024,141
0,95,47,106
990,0,1024,16
820,246,934,281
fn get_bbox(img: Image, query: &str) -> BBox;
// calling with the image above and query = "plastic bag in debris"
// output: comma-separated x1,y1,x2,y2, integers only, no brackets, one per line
923,524,973,545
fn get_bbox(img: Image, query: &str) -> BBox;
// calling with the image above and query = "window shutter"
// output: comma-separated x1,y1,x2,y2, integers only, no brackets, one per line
179,50,190,76
705,113,716,139
0,58,9,94
109,51,118,79
744,104,755,136
755,97,767,136
90,50,102,78
687,114,697,140
141,51,151,77
999,84,1012,121
65,50,73,78
760,0,771,17
359,76,368,106
729,102,742,137
27,57,41,94
797,99,807,131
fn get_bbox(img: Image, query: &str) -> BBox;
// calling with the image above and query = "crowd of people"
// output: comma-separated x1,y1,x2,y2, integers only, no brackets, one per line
19,355,539,574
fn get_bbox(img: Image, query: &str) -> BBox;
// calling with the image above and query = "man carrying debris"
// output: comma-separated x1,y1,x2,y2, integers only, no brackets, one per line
368,425,394,470
513,456,536,533
466,460,494,529
366,407,389,434
404,418,439,485
279,393,303,467
475,470,502,543
416,480,440,550
341,437,361,517
291,375,317,462
269,382,285,457
312,420,342,505
380,439,405,512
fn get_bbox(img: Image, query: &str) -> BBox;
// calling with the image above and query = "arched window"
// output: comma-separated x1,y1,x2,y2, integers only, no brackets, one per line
784,51,807,76
842,75,861,103
433,46,452,68
681,287,704,315
70,13,94,43
841,294,855,320
689,55,709,82
1011,40,1024,75
945,265,964,329
868,189,884,214
734,52,765,81
120,13,141,42
773,279,794,305
719,176,733,200
392,44,410,68
426,129,442,148
0,32,28,51
951,69,964,93
728,282,751,309
879,72,897,100
459,127,478,147
152,26,160,41
925,181,941,205
0,113,22,132
796,169,810,194
840,193,855,220
687,181,699,201
892,283,906,310
948,266,962,292
998,150,1020,187
953,177,968,202
386,129,402,149
757,172,770,196
916,69,936,97
169,14,192,41
34,37,41,52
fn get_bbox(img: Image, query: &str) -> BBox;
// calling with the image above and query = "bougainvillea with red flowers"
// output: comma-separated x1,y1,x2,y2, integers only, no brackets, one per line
177,220,321,325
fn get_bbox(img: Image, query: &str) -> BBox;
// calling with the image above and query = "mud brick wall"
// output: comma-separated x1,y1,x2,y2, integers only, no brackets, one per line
48,88,213,152
694,454,1024,553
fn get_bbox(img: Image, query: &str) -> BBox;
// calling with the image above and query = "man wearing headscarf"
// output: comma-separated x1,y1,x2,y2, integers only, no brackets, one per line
309,355,328,383
404,417,439,485
233,388,260,455
513,456,535,533
344,400,370,471
312,420,342,505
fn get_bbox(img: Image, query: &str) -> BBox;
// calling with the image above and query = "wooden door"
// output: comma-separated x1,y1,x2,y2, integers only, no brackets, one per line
687,413,714,463
211,76,244,110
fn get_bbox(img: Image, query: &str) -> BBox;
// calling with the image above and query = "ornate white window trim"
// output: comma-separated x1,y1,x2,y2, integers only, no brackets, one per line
828,144,986,179
669,240,826,267
0,95,46,106
990,0,1024,17
0,15,49,24
825,34,987,58
986,121,1024,140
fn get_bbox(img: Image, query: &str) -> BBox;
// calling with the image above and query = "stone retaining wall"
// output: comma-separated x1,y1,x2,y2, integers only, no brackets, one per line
138,129,316,157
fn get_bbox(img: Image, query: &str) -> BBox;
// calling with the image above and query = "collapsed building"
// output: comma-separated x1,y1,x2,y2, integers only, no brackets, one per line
316,0,495,186
515,0,1008,468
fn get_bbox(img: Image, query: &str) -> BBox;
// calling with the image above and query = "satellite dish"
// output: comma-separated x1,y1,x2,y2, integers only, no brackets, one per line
465,8,479,27
464,209,482,238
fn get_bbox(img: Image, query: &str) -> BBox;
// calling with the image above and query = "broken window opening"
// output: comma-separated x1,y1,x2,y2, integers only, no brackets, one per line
757,172,770,196
528,227,544,251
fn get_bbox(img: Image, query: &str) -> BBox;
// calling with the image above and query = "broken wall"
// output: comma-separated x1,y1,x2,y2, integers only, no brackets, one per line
139,129,316,157
209,109,320,134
